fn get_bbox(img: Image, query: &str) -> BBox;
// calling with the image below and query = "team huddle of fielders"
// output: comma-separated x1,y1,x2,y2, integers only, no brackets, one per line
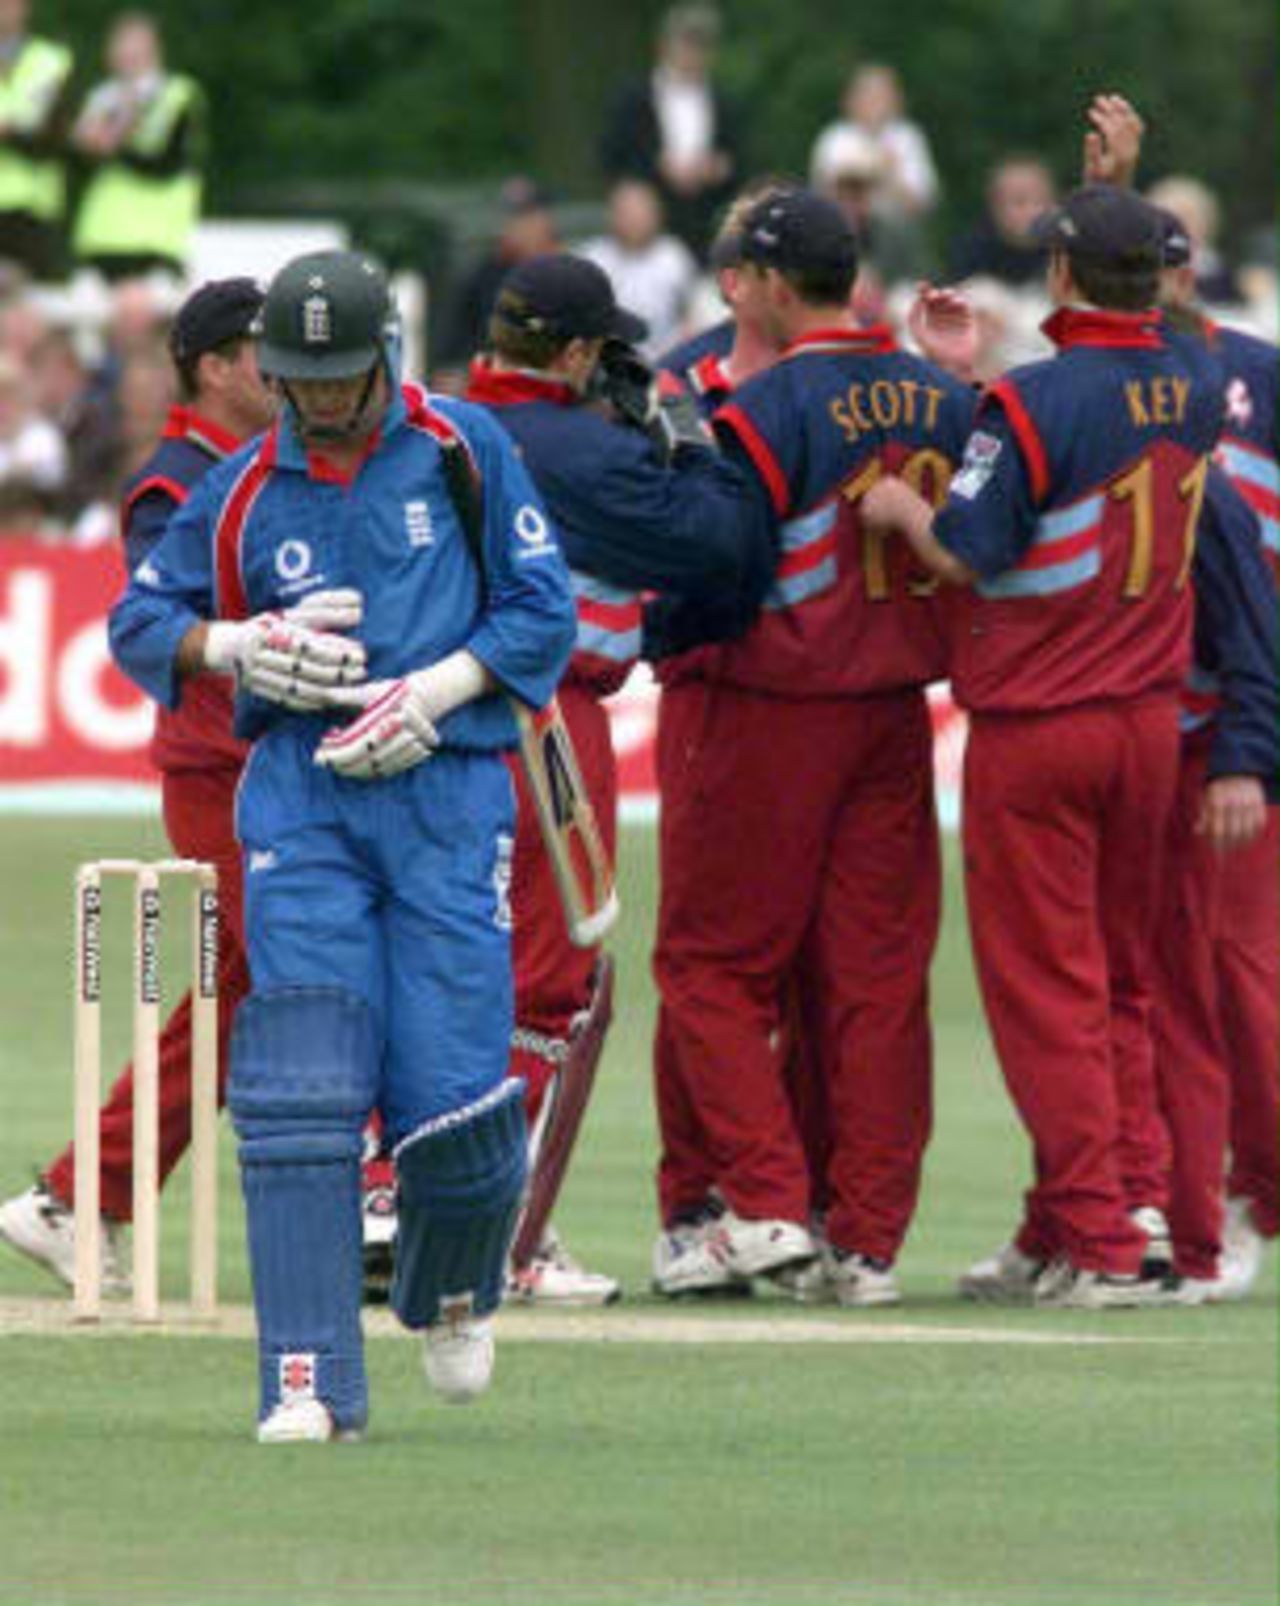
0,92,1274,1444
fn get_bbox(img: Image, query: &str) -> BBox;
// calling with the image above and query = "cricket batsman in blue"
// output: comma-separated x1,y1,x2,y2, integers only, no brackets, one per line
110,250,576,1443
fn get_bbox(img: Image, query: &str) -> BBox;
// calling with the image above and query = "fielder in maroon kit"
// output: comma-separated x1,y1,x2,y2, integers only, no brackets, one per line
0,280,274,1291
647,189,973,1307
464,252,774,1304
1151,214,1280,1294
863,186,1227,1308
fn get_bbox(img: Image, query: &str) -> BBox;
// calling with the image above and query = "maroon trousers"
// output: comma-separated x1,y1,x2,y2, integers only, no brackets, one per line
653,681,939,1261
966,702,1179,1276
46,768,250,1220
1218,807,1279,1236
1149,740,1233,1276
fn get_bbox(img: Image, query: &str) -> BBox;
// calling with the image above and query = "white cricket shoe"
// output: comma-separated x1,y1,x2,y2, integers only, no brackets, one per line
957,1242,1044,1305
824,1247,902,1308
423,1308,494,1404
506,1226,620,1307
1131,1205,1174,1278
1218,1196,1264,1300
768,1255,834,1303
651,1213,748,1298
705,1210,816,1279
257,1398,336,1444
1033,1262,1173,1309
0,1182,129,1296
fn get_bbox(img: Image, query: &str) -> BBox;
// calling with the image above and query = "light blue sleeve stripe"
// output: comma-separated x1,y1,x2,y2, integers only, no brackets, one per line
1219,442,1280,495
779,503,837,553
1034,494,1104,546
764,556,839,611
978,547,1102,599
576,621,643,661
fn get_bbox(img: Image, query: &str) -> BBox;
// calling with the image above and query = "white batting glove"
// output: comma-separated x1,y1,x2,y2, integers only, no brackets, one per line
281,588,364,634
203,607,367,712
314,651,491,781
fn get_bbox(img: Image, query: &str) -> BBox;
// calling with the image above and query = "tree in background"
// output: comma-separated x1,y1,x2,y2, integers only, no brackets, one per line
44,0,1276,263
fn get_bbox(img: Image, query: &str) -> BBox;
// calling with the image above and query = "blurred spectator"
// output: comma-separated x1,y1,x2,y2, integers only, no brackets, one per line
29,324,118,516
1146,174,1242,306
113,340,173,481
0,281,45,362
0,0,73,282
600,3,743,259
433,176,560,376
810,63,938,224
580,179,698,356
0,346,64,504
949,155,1055,287
810,126,915,298
70,11,205,282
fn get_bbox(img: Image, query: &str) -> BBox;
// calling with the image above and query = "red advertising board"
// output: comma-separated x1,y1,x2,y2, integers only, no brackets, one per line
0,539,966,820
0,540,156,786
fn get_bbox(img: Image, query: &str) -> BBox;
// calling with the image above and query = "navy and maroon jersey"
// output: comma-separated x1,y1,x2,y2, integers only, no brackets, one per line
705,324,973,698
1212,323,1279,578
935,307,1223,714
1180,464,1279,793
120,405,247,773
656,318,734,388
465,358,773,697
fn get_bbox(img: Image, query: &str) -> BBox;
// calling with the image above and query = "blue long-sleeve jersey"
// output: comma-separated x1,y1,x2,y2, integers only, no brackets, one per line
110,384,577,768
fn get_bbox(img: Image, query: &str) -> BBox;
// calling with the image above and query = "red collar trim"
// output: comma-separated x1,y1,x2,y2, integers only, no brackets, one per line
1042,307,1163,351
306,426,382,486
161,405,244,457
465,358,578,408
784,324,898,358
689,353,732,397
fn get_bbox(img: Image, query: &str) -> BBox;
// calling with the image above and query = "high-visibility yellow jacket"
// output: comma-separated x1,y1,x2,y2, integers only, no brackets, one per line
0,35,73,221
74,73,204,264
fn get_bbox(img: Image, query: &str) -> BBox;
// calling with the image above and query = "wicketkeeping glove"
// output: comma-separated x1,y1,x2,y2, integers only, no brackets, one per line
314,650,491,781
203,588,367,711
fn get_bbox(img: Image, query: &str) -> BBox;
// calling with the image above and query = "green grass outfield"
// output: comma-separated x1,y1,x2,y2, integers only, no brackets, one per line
0,815,1274,1606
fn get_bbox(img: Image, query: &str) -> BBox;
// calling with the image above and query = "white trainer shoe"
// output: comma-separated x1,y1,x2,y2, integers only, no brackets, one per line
423,1306,494,1404
704,1210,816,1279
652,1214,749,1297
1131,1205,1174,1278
507,1226,621,1307
768,1256,834,1303
957,1242,1044,1305
1218,1196,1264,1300
0,1182,130,1296
1033,1262,1173,1309
257,1398,336,1444
824,1247,902,1308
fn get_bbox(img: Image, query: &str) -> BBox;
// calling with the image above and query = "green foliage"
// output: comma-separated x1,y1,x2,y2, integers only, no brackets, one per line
39,0,1276,250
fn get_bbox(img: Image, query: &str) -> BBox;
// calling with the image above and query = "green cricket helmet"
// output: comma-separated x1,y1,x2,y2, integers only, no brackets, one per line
256,250,396,382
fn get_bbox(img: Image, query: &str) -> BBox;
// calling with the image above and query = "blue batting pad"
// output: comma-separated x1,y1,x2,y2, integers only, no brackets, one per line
391,1078,527,1329
230,987,381,1432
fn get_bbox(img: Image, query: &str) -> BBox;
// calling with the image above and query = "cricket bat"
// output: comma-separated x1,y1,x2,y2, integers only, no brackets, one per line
514,697,619,948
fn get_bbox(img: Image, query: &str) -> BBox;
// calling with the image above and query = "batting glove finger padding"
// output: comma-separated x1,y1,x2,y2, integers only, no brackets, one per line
280,588,365,634
314,678,440,780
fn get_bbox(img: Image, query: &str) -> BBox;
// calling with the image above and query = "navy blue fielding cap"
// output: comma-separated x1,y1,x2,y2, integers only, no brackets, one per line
494,252,646,344
1031,185,1163,270
734,188,859,280
169,277,264,365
